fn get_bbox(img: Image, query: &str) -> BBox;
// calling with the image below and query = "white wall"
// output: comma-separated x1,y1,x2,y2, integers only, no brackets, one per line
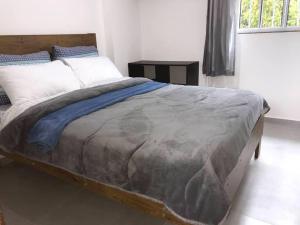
102,0,142,75
237,32,300,121
139,0,208,85
0,0,141,75
139,0,206,62
0,0,101,36
138,0,239,88
138,0,300,121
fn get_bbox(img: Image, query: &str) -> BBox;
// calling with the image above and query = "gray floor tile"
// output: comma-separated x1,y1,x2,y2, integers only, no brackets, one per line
36,189,164,225
229,120,300,225
226,210,273,225
2,207,36,225
0,163,81,223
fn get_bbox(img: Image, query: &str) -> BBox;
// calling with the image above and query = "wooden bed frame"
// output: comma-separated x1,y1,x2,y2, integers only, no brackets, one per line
0,34,264,225
0,33,97,55
0,212,4,225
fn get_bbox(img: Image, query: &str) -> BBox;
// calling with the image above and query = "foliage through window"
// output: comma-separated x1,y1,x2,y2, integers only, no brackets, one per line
240,0,300,30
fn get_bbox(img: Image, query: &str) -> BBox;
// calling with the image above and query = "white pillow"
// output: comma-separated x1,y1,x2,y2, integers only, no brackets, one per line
62,56,123,88
0,60,81,105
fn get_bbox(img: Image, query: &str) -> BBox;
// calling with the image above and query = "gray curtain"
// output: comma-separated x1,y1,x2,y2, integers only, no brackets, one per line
203,0,237,76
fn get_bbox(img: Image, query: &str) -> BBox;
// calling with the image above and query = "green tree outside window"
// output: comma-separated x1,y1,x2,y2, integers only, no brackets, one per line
288,0,300,26
240,0,300,29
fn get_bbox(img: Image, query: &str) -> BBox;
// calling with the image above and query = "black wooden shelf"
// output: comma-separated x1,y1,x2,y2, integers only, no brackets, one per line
128,60,199,86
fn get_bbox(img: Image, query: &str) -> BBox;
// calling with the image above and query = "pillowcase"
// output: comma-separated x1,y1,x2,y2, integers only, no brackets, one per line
0,60,80,105
62,56,123,88
0,51,51,105
0,51,51,66
52,45,98,60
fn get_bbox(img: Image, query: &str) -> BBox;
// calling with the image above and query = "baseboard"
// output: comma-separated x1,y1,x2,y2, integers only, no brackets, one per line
265,117,300,126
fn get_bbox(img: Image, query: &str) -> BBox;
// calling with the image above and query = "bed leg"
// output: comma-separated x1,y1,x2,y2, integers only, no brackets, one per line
254,141,261,160
0,212,5,225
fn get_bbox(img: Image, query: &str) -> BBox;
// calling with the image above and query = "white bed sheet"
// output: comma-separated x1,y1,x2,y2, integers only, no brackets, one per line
0,77,130,131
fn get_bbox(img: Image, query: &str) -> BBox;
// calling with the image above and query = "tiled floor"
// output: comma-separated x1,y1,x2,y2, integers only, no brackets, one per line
0,118,300,225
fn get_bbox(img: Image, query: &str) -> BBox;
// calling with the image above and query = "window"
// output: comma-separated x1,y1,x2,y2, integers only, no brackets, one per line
239,0,300,32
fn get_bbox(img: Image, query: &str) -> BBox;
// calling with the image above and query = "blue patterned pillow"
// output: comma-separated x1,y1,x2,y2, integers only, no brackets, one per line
0,88,10,105
0,51,51,66
0,51,51,105
52,45,98,60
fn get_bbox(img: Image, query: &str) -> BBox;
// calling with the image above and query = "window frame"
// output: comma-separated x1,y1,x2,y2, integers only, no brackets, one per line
238,0,300,34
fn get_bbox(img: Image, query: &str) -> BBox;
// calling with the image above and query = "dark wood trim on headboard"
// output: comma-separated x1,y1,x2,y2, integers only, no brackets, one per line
0,33,97,55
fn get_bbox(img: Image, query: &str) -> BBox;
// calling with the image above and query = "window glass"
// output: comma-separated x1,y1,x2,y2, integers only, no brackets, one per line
239,0,300,30
240,0,260,28
261,0,284,28
288,0,300,26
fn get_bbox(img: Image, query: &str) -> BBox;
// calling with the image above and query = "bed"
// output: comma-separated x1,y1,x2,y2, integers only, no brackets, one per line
0,34,268,225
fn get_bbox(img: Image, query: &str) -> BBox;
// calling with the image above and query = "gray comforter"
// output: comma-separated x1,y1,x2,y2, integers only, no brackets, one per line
0,78,266,225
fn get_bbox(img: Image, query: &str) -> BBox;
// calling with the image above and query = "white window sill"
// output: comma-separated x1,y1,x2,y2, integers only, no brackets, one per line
238,27,300,34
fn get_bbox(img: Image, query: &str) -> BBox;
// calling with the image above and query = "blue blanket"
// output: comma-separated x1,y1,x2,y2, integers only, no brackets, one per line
27,81,168,152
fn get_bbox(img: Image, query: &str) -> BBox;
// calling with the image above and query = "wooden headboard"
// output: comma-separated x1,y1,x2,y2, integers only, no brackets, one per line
0,33,97,55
